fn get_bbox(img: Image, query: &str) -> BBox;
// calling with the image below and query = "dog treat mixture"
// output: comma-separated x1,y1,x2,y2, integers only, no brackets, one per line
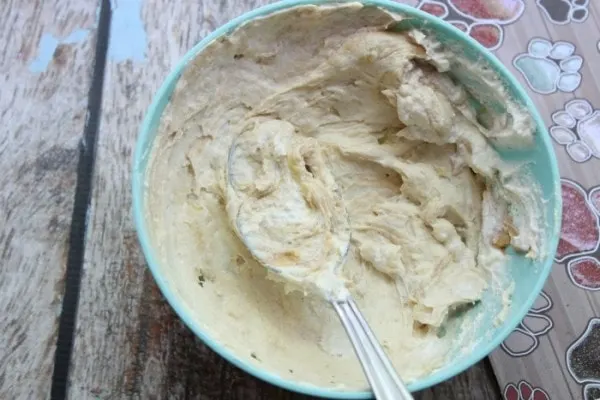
145,3,542,389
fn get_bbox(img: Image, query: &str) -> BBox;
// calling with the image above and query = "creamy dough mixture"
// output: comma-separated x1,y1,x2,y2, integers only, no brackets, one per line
145,3,543,389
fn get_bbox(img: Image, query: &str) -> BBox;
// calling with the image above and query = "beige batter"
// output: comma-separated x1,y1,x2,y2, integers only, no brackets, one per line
145,3,543,390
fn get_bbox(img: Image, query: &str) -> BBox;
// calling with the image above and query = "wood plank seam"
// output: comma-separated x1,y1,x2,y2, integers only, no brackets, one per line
50,1,112,399
483,358,502,395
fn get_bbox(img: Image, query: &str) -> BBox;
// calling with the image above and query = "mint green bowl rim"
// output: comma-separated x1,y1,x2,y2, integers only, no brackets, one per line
132,0,562,397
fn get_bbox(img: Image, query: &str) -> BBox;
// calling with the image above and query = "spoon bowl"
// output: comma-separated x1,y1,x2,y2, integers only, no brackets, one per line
225,119,414,399
225,118,351,300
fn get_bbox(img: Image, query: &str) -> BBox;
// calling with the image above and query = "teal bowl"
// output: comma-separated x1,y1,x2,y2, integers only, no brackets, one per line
132,0,562,398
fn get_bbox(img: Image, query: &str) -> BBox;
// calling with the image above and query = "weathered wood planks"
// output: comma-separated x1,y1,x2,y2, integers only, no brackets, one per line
0,0,99,398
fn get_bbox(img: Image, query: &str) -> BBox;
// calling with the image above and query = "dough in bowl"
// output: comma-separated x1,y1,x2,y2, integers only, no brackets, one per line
145,3,543,390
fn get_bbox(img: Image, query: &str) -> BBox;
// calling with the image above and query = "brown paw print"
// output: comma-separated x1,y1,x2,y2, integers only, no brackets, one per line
556,179,600,291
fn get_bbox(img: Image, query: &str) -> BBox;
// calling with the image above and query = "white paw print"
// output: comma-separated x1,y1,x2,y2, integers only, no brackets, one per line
501,291,553,357
514,38,583,94
550,99,600,162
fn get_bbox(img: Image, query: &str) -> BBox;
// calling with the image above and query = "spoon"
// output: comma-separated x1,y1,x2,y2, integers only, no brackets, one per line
226,120,414,400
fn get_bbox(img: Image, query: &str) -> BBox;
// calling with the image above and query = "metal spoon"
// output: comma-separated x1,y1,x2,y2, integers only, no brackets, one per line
226,121,414,400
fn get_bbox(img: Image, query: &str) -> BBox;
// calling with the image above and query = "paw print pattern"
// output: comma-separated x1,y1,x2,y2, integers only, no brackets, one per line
501,291,553,357
418,0,524,50
551,99,600,162
514,38,583,94
584,383,600,400
503,380,551,400
568,256,600,290
556,179,600,291
566,319,600,400
591,187,600,215
537,0,589,25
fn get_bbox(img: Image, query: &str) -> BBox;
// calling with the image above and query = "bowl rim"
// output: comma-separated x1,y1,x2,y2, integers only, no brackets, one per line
132,0,562,398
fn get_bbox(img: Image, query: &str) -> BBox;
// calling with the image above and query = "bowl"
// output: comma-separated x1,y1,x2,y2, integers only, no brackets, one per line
132,0,562,398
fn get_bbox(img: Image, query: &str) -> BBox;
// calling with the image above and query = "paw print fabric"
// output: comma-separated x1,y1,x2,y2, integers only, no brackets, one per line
411,0,600,398
550,99,600,162
514,39,582,94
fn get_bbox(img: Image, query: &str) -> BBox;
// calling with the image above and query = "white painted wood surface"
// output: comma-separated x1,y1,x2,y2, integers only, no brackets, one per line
67,0,500,399
0,1,98,398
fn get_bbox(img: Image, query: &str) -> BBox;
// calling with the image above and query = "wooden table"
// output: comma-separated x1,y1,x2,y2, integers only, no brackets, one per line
2,1,598,399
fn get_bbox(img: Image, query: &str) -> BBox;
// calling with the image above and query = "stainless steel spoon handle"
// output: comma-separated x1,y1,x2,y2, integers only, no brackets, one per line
333,298,414,400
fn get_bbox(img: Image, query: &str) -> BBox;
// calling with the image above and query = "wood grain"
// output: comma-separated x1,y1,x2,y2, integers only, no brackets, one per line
69,0,500,399
414,362,500,400
0,0,98,398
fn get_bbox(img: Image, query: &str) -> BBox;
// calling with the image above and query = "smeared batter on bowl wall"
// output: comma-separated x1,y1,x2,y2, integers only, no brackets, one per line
145,3,543,389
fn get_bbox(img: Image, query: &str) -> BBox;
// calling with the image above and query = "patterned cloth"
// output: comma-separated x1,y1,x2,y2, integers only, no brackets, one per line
400,1,600,399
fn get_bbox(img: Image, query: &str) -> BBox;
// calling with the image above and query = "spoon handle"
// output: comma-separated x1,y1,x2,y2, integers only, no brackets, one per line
332,298,414,400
